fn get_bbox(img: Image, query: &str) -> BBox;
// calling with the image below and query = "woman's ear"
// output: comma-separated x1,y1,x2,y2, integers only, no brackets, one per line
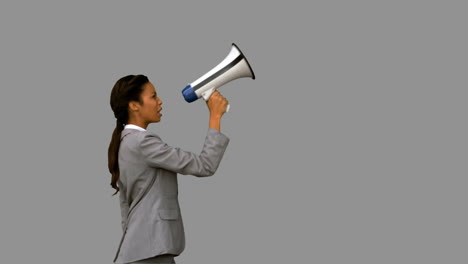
128,101,140,112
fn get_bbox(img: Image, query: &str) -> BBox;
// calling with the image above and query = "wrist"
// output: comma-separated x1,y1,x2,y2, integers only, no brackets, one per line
209,115,221,131
209,114,222,120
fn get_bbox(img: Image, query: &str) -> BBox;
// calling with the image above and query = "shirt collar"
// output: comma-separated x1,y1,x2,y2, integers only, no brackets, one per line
124,124,147,131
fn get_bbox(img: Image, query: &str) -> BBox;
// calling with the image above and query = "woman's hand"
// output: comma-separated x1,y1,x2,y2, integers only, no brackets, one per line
206,90,229,118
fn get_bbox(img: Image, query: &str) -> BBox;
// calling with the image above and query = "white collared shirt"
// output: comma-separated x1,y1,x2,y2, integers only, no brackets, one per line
124,124,147,131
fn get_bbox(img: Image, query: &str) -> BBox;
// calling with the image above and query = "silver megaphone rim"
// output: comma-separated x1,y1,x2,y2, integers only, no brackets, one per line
232,43,256,80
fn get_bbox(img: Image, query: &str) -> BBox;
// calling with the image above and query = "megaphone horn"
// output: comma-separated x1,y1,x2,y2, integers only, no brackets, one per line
182,43,255,112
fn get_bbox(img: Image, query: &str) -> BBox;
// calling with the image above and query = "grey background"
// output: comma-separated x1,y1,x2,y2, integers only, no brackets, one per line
0,1,466,263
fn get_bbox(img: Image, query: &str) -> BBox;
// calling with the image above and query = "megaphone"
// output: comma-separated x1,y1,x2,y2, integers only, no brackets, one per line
182,43,255,112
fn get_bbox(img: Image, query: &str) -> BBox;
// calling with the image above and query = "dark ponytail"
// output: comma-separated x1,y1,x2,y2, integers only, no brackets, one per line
108,75,149,196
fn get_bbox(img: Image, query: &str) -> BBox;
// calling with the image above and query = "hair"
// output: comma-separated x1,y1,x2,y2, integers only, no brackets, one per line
108,74,149,196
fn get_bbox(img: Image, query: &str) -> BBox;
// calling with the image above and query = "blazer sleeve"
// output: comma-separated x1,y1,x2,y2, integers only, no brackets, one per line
139,128,230,177
118,186,130,232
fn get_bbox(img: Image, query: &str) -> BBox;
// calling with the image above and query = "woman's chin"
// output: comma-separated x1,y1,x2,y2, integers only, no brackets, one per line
156,113,162,121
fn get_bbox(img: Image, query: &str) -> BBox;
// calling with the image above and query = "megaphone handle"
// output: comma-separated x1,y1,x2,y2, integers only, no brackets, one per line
201,87,215,101
202,87,230,113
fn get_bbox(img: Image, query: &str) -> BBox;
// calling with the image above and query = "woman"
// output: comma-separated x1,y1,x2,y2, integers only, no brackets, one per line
108,75,230,264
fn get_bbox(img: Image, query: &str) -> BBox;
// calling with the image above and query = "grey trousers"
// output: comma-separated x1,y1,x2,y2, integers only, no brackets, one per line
127,254,176,264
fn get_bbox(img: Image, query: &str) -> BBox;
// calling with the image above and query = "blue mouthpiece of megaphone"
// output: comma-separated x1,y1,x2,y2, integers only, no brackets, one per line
182,84,198,103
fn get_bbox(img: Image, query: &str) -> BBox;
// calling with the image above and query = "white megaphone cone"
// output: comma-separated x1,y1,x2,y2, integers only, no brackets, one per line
182,43,255,112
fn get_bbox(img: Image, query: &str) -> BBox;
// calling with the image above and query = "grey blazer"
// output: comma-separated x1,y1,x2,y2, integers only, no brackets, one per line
113,128,230,264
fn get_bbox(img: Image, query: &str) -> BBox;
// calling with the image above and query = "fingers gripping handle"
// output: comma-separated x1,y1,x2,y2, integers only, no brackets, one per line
201,87,215,101
201,87,230,113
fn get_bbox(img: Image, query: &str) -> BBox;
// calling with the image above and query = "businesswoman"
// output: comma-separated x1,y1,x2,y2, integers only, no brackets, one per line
108,75,230,264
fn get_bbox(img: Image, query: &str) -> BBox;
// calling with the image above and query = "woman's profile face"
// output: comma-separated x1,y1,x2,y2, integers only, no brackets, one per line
137,82,163,124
